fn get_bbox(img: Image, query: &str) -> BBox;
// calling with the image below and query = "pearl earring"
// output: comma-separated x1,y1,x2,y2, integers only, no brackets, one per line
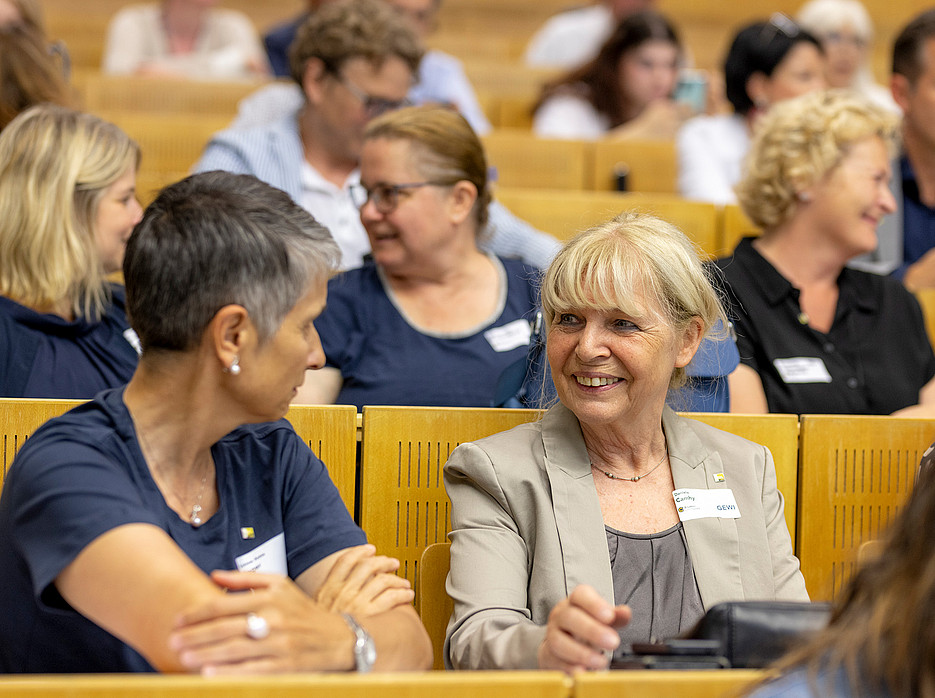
227,356,241,375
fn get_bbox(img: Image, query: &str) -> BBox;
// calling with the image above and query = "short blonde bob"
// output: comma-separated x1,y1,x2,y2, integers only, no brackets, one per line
737,89,899,231
540,210,726,389
0,105,140,320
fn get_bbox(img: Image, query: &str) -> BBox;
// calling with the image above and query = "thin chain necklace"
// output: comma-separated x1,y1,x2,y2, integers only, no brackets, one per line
591,445,668,482
134,418,211,526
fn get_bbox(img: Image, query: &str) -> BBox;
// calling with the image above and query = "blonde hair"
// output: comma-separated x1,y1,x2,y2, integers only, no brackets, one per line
540,211,725,389
364,104,491,229
737,89,898,230
0,105,140,319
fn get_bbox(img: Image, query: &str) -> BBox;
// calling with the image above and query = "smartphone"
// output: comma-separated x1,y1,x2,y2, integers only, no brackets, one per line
674,70,707,115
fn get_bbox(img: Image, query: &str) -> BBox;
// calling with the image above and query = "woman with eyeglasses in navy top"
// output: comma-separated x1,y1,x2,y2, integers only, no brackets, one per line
295,105,539,409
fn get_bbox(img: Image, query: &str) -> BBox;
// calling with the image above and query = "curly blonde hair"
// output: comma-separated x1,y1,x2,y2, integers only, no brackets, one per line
737,89,898,231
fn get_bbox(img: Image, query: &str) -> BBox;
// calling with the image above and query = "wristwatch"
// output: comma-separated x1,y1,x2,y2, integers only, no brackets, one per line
342,613,376,673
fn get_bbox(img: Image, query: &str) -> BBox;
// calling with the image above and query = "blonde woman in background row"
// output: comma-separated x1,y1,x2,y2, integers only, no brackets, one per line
797,0,898,111
717,90,935,415
0,105,142,397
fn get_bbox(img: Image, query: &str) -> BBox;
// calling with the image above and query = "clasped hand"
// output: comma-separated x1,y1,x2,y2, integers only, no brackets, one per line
168,544,411,674
537,584,631,673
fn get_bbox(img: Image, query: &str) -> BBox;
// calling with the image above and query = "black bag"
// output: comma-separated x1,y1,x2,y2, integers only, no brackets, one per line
685,601,832,668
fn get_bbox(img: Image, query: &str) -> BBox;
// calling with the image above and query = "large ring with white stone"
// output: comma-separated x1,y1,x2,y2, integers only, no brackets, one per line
245,612,270,640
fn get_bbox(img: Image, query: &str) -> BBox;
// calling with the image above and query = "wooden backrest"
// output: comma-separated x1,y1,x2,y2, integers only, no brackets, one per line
417,542,453,670
482,130,588,190
81,73,265,117
588,139,677,194
681,413,800,549
98,111,230,204
797,414,935,600
358,406,541,592
0,399,85,488
284,405,359,516
913,288,935,348
494,188,720,256
718,204,761,258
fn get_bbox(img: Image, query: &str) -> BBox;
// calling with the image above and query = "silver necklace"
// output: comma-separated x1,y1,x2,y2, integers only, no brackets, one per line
134,416,211,526
189,472,209,525
591,446,668,482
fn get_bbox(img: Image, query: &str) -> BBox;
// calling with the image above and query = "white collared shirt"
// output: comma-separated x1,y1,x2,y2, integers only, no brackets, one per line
298,162,370,270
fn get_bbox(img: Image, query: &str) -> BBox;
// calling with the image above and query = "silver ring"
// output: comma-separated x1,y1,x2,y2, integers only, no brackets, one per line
245,612,270,640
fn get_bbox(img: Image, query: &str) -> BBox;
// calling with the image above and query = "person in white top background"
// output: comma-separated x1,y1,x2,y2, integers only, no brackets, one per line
524,0,654,70
102,0,270,80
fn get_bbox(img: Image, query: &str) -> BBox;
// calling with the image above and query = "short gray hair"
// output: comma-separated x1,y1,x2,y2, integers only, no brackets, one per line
124,171,340,352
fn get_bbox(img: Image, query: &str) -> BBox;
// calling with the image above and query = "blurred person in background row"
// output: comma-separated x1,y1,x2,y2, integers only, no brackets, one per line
260,0,490,134
196,0,560,272
0,22,74,132
102,0,270,79
533,11,688,141
524,0,655,70
678,15,825,205
0,105,142,398
796,0,898,112
296,105,539,408
717,90,935,416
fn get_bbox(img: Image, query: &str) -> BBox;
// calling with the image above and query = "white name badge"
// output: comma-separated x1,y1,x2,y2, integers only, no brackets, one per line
773,357,832,384
673,488,741,521
235,532,287,575
484,319,532,352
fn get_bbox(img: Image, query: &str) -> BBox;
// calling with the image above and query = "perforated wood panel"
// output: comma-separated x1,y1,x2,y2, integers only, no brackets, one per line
0,399,85,488
284,405,359,516
359,406,541,592
797,415,935,600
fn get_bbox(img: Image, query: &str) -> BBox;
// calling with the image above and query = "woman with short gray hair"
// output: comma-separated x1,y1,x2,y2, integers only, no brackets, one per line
0,171,432,673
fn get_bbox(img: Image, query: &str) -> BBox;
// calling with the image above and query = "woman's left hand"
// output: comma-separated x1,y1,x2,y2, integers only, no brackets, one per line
169,570,354,675
313,544,414,616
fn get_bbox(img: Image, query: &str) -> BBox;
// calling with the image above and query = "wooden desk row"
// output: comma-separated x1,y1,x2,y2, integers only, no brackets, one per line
0,669,766,698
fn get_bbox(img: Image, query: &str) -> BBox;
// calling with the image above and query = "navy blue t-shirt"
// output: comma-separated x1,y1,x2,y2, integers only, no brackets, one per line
315,257,539,409
0,285,140,398
0,388,365,673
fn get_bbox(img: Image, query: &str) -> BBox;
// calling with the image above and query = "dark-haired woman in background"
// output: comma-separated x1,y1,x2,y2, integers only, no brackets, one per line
678,14,825,204
532,11,686,141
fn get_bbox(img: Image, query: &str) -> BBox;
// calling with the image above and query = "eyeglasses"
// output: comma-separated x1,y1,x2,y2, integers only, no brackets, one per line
349,181,453,213
758,12,801,45
338,75,412,118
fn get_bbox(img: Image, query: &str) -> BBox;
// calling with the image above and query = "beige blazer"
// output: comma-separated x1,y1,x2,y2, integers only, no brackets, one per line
443,403,808,670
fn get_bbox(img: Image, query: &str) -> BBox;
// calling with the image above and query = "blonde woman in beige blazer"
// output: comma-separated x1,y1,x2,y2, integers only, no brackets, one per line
443,212,807,672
